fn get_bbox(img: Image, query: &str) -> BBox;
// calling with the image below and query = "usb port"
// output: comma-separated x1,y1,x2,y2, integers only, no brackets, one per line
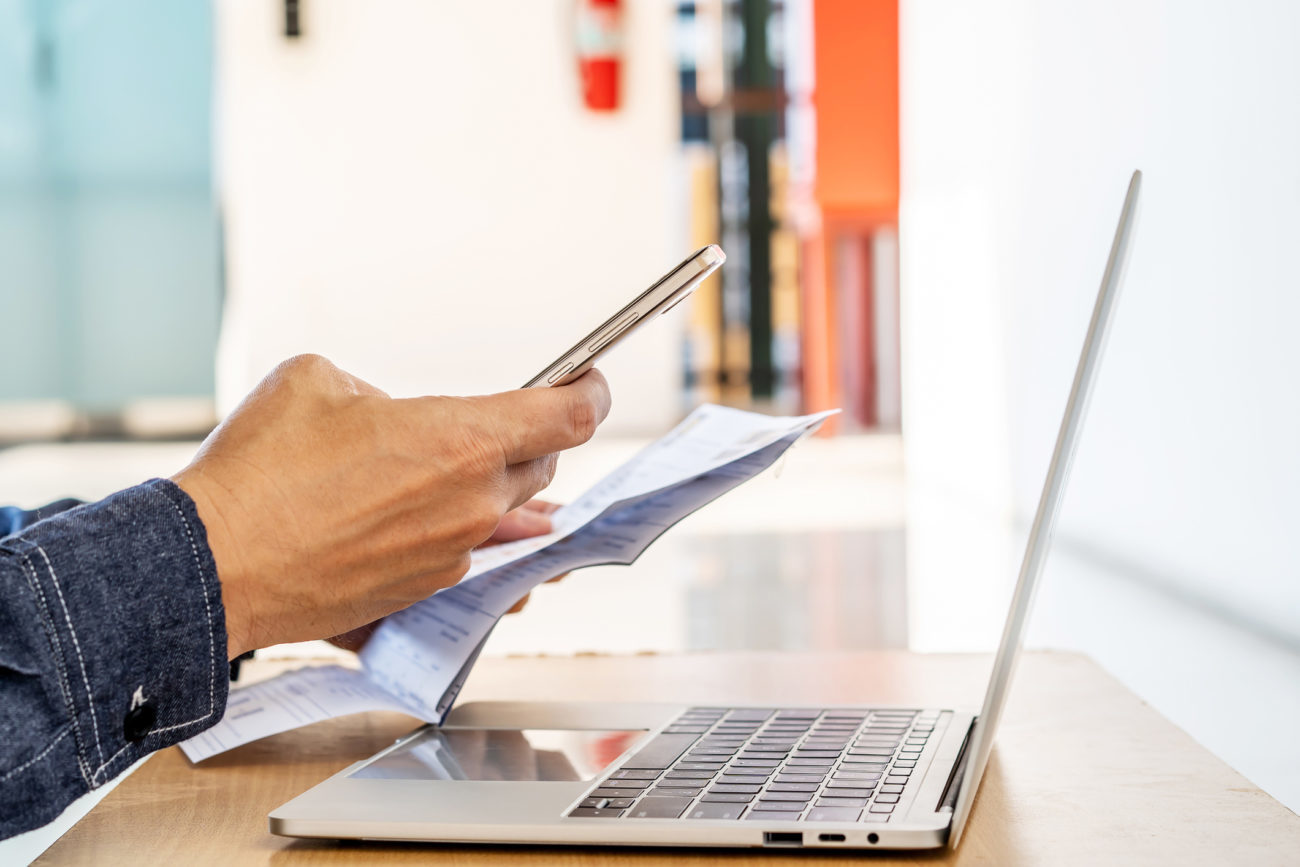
763,832,803,847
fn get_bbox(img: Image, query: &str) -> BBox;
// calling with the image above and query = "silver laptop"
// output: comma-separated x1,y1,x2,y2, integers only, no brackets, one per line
269,171,1142,851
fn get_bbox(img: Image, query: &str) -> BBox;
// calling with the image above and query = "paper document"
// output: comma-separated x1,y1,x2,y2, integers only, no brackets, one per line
181,404,835,762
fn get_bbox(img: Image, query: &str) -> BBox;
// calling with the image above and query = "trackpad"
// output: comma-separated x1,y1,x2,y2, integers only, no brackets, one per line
349,728,646,782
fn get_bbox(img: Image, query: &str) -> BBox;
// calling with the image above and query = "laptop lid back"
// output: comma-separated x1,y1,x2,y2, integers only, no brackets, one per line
947,171,1142,847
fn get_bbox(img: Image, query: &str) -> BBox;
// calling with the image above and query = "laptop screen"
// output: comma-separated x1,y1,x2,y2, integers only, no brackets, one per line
947,171,1142,847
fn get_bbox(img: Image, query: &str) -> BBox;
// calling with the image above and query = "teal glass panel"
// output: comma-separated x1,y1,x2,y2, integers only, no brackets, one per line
0,0,217,408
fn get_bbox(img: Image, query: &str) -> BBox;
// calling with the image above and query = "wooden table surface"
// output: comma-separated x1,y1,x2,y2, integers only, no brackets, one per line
38,651,1300,865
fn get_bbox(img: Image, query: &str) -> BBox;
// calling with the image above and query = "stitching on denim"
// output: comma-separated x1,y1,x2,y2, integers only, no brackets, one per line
90,741,136,785
34,543,106,770
81,487,222,784
0,726,72,783
14,547,92,786
144,489,217,737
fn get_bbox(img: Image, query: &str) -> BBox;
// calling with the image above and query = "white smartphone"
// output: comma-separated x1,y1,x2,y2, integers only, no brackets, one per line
522,244,726,388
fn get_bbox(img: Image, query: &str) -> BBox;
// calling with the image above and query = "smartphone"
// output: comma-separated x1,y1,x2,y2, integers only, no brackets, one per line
522,244,726,388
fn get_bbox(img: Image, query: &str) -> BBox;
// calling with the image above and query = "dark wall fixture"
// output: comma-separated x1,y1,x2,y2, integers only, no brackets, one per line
285,0,302,38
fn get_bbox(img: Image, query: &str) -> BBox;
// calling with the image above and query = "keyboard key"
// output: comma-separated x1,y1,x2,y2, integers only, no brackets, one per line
663,726,710,734
622,733,701,770
580,797,635,809
833,770,882,779
590,788,633,798
874,794,900,804
600,779,652,789
729,759,782,768
648,786,702,798
725,709,775,722
656,778,709,788
710,783,763,794
760,794,814,806
885,775,910,785
861,813,891,823
754,800,806,811
766,782,820,792
702,793,754,803
892,760,916,768
745,811,801,821
807,807,862,822
629,797,694,819
720,767,772,776
869,803,895,814
816,798,869,808
880,784,904,794
793,750,842,758
888,767,912,776
820,787,873,798
608,769,661,780
686,802,745,820
675,762,725,771
568,807,624,818
774,774,826,784
786,757,834,766
665,770,716,780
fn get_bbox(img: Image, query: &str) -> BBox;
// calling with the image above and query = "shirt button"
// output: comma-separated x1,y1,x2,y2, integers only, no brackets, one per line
123,703,157,743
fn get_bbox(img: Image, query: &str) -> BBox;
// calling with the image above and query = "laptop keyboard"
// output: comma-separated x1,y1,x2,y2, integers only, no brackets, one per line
567,707,940,823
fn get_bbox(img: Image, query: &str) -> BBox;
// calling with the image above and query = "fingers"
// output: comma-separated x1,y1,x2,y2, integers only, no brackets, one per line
327,621,379,652
502,453,558,512
476,369,612,464
487,505,554,544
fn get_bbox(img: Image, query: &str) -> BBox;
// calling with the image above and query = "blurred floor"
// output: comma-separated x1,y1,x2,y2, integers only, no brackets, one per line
0,429,1296,863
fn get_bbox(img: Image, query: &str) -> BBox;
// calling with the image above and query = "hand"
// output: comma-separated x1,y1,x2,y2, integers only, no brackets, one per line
327,499,563,652
171,354,610,659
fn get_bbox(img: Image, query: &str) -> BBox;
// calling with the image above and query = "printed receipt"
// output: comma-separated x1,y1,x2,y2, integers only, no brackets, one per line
180,404,836,762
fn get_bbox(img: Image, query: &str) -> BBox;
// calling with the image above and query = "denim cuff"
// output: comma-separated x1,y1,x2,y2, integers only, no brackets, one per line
2,479,229,807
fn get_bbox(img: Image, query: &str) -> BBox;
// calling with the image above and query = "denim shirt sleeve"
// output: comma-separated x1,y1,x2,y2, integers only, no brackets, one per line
0,479,229,839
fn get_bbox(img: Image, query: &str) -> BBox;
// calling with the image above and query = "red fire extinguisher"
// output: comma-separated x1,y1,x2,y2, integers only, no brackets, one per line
575,0,623,111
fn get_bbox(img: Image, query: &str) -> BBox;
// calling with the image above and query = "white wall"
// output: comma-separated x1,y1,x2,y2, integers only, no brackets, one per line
215,0,685,433
901,0,1300,645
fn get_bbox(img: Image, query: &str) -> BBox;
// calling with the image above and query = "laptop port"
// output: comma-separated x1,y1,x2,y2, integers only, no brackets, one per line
818,833,846,842
763,832,803,847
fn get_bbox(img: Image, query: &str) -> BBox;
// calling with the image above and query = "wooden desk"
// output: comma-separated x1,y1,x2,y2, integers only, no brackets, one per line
38,651,1300,865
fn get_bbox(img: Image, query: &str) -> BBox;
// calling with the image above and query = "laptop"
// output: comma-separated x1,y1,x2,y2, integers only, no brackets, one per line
268,171,1142,851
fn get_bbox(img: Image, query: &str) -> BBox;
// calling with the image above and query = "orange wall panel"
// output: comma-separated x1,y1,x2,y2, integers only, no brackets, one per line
813,0,900,221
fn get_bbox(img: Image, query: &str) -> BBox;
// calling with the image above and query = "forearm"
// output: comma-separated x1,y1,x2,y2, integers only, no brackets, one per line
0,480,229,839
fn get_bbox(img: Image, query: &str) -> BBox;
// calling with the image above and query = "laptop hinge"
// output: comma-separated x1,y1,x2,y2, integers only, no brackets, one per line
937,718,974,812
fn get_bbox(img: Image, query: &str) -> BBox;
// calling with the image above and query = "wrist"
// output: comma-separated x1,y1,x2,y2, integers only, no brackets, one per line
172,467,256,660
